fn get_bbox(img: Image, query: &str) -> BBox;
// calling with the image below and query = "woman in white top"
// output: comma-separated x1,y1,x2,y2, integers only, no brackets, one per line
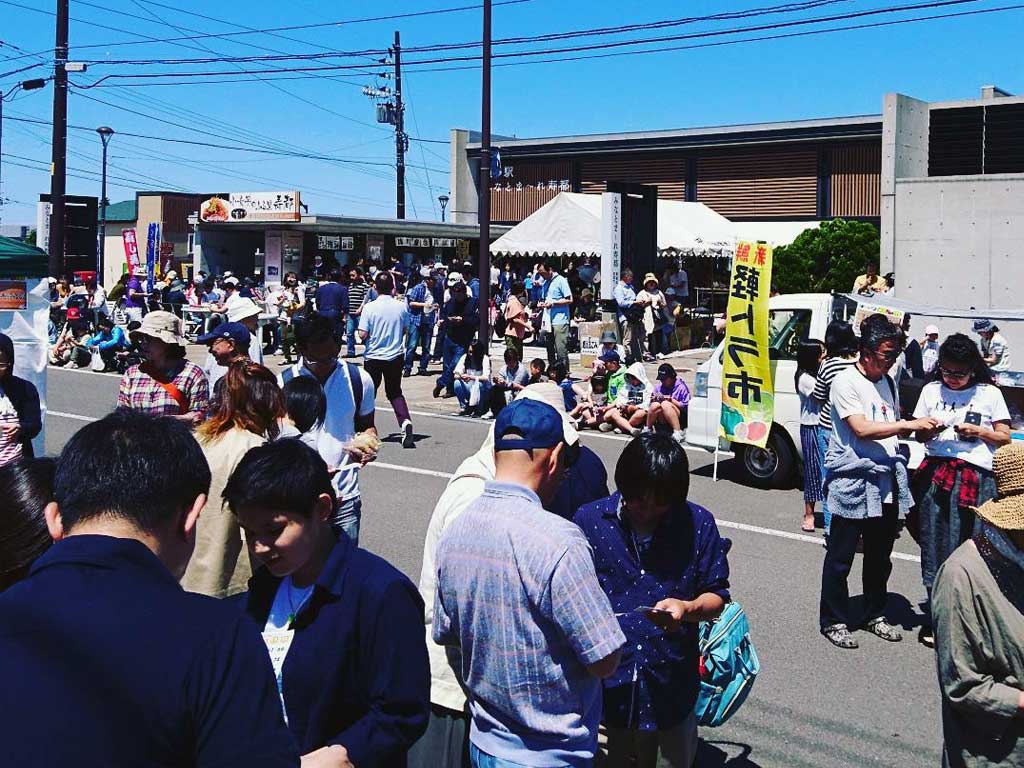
796,341,825,533
635,272,669,359
912,333,1012,646
453,341,492,418
181,361,284,598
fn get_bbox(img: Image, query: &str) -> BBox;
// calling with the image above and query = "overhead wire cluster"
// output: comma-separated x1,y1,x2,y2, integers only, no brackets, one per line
1,0,1021,213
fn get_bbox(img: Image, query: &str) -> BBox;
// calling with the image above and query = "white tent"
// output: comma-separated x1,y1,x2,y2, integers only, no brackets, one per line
489,192,737,258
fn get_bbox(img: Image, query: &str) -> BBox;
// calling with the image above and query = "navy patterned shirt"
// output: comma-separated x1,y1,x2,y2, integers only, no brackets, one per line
573,494,731,730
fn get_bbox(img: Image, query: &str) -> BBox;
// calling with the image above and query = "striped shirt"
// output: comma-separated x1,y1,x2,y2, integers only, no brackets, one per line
433,481,625,766
813,356,856,431
347,281,369,314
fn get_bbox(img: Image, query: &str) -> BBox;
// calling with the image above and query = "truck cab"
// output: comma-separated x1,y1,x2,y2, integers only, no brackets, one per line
688,293,842,487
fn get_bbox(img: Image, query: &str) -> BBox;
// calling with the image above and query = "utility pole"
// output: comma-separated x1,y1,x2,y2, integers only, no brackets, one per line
393,31,406,220
48,0,69,278
477,0,492,343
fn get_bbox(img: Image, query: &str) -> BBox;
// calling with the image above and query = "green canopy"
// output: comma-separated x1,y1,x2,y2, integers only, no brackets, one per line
0,236,48,279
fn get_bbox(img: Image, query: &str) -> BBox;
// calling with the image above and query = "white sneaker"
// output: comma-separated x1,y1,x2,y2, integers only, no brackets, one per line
641,426,653,434
630,427,643,437
598,422,614,432
672,429,687,444
656,353,665,360
401,420,415,448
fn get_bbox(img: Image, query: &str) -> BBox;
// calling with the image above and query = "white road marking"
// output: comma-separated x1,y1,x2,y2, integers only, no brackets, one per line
46,410,97,422
47,366,121,379
42,409,917,562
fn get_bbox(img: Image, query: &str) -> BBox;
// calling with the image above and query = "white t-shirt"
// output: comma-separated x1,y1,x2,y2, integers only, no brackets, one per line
279,362,375,501
359,295,408,361
91,286,108,314
797,372,821,426
913,381,1010,471
265,576,315,631
983,332,1012,372
921,340,940,375
830,366,901,502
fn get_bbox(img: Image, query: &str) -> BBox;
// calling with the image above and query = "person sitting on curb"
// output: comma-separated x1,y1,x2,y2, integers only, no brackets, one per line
601,362,652,436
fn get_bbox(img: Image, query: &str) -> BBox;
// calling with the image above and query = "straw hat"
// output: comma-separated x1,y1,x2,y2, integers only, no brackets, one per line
973,443,1024,531
643,272,659,287
130,310,187,347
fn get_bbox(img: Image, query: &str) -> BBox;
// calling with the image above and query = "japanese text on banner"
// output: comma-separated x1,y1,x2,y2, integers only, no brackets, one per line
719,241,775,449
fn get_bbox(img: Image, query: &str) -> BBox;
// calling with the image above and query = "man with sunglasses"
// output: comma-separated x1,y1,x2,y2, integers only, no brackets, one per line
819,314,942,650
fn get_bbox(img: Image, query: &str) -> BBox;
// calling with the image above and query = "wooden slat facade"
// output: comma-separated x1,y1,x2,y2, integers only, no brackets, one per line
696,148,817,218
578,154,686,201
490,159,573,222
830,143,881,217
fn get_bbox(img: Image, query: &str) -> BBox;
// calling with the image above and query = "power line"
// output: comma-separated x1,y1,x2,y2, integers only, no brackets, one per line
80,0,851,66
77,0,1007,83
65,0,537,53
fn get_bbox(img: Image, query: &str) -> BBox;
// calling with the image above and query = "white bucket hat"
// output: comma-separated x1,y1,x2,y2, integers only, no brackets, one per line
228,298,262,323
129,310,187,347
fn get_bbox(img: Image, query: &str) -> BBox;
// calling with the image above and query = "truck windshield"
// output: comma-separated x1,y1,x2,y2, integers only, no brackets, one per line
768,309,812,360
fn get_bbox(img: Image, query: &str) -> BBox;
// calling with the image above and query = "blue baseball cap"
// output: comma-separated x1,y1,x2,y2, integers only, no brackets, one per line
599,348,621,363
494,398,565,455
197,322,251,349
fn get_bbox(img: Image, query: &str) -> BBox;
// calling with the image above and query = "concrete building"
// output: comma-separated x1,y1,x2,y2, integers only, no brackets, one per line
99,191,213,287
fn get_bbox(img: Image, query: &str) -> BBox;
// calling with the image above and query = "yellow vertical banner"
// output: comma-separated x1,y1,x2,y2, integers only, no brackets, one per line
719,241,775,448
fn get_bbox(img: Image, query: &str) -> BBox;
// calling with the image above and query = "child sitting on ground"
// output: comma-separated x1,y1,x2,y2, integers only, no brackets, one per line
571,372,609,430
601,362,653,436
528,357,548,385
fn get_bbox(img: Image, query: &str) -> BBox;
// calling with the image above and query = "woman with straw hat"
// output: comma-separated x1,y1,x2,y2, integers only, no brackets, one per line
932,442,1024,767
117,310,209,423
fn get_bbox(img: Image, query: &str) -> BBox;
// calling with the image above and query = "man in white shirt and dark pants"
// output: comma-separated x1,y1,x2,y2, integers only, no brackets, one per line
359,271,415,448
819,314,941,649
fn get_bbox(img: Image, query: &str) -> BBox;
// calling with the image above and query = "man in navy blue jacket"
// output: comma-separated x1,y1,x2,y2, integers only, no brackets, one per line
0,411,299,768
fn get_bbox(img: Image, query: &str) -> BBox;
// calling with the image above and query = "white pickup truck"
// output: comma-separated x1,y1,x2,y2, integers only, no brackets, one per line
687,293,921,488
687,292,1024,488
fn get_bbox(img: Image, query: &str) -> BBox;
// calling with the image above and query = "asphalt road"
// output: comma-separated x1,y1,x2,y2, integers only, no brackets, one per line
44,363,943,768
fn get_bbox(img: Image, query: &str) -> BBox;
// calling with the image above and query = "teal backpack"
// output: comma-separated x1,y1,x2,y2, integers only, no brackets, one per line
694,601,760,727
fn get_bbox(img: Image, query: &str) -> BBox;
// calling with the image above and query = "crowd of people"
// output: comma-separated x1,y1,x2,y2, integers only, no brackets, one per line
0,258,1019,768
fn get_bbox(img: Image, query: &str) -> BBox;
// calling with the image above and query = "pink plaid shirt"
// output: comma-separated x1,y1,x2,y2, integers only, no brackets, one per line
117,361,209,421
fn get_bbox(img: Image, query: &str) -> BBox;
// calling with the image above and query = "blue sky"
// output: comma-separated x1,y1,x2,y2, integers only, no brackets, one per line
1,0,1021,225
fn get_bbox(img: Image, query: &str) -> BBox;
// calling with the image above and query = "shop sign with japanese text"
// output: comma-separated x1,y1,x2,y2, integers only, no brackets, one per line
0,281,27,310
199,192,301,223
719,240,775,449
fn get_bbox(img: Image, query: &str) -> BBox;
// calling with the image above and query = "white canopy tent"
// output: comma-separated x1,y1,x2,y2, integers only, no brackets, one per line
489,192,737,259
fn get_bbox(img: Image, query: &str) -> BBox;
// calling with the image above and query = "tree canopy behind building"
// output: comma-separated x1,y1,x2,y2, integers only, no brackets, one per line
772,219,880,295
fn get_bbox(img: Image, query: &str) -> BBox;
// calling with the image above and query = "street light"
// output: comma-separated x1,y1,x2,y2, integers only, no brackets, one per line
0,78,48,229
96,126,114,277
438,193,450,222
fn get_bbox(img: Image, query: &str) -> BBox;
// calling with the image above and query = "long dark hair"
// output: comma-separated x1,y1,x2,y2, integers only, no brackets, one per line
283,375,327,433
795,339,824,388
929,333,994,386
824,320,857,358
0,333,15,382
0,457,56,591
467,340,487,371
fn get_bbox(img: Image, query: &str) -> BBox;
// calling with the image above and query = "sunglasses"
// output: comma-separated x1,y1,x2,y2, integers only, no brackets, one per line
871,349,900,362
939,367,971,380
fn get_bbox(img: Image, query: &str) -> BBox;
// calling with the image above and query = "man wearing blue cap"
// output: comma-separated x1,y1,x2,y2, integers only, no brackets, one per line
197,321,251,401
434,398,625,768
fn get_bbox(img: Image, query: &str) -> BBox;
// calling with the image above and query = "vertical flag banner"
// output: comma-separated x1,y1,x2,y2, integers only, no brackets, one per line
720,241,775,448
145,222,157,293
122,228,140,275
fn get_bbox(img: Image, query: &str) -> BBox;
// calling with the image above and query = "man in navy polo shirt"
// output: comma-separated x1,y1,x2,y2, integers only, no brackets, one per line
574,434,732,768
0,411,299,768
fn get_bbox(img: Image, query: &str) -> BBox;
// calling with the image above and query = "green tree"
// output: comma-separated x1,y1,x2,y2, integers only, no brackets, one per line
772,219,880,295
25,229,36,246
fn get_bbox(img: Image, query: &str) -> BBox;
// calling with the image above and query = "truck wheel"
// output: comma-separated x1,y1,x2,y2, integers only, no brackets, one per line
738,428,795,489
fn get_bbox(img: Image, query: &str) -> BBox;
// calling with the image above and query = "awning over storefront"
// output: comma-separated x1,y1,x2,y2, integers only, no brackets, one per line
0,236,48,279
489,192,736,259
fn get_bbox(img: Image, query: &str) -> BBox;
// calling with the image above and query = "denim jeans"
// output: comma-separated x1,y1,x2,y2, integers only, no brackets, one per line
454,379,492,415
436,338,466,394
331,496,362,546
815,426,832,534
405,321,434,373
470,743,539,768
345,315,360,357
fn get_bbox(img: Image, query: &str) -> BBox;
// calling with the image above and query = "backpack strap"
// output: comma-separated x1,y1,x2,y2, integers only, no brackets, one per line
346,361,363,415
